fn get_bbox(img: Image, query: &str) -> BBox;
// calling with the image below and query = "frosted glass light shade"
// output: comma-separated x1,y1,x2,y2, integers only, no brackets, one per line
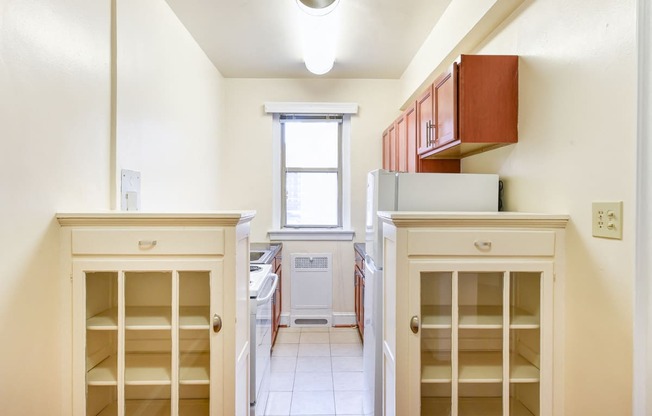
296,0,341,16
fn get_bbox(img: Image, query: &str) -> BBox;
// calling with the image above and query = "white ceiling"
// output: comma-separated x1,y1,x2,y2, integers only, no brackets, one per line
164,0,452,79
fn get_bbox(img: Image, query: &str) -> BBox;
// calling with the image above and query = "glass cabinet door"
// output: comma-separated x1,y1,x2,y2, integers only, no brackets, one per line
85,272,119,416
416,265,549,416
178,271,211,416
420,272,453,416
458,272,503,416
78,262,219,416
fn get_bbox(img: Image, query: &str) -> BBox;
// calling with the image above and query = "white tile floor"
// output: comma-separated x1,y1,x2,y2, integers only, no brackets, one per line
264,326,366,416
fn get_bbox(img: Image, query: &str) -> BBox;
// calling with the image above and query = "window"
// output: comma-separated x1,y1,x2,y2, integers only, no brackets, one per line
265,102,357,240
281,115,342,227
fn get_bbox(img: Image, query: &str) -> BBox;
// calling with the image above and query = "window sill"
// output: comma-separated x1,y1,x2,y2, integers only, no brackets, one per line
268,229,355,241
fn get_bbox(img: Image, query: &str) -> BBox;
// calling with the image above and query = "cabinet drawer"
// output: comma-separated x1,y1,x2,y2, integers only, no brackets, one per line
71,228,225,255
407,230,555,257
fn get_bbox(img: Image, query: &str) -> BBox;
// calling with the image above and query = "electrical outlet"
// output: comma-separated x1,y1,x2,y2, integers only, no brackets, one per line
592,201,623,239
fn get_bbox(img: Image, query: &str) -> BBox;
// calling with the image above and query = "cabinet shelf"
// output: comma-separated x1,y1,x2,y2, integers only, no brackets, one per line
87,356,117,386
421,398,451,416
125,307,171,330
180,306,210,329
458,306,502,329
422,305,452,328
510,399,536,416
510,307,539,328
458,352,502,383
510,354,539,383
97,399,209,416
124,353,171,385
458,397,502,416
87,308,118,330
180,353,210,384
421,357,452,383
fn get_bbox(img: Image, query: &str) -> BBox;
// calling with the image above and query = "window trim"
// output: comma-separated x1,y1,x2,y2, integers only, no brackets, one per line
267,102,357,241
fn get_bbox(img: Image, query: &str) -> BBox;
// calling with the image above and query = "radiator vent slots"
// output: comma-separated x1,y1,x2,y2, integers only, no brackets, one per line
293,256,329,270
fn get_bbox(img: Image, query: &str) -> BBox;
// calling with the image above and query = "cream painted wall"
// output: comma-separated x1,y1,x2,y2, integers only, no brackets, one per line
1,0,227,413
0,0,111,413
458,1,635,414
222,78,399,316
115,0,225,211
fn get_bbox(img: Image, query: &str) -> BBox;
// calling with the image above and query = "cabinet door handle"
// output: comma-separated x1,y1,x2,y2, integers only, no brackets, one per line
213,314,222,333
474,240,492,251
425,121,431,146
138,240,158,249
410,315,420,334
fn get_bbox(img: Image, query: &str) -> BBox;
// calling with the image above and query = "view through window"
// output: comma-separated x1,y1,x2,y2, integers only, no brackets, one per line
281,115,342,227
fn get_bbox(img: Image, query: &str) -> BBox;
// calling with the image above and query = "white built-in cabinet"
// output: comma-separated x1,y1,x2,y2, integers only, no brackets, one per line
57,212,255,416
379,212,568,416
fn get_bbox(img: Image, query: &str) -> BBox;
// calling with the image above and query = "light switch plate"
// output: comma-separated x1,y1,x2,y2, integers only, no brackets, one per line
592,201,623,239
120,169,141,211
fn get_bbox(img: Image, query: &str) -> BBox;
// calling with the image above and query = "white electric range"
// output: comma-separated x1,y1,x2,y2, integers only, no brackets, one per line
249,264,277,416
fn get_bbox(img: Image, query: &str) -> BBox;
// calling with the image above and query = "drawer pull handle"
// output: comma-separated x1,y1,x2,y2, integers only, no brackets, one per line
213,314,222,333
138,240,158,249
474,240,492,251
410,315,419,334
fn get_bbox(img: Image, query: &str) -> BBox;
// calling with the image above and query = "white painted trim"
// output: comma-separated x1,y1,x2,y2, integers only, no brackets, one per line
634,0,651,414
331,312,357,327
264,102,358,114
268,229,355,241
270,112,353,235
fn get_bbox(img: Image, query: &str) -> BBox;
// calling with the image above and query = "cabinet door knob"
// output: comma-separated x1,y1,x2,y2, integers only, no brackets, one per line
410,315,420,334
213,314,222,333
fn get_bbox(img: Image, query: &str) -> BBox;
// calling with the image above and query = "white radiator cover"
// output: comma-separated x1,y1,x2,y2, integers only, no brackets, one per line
290,253,333,327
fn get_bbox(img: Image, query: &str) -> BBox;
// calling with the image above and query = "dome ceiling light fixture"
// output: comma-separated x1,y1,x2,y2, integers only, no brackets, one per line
296,0,341,16
296,0,341,75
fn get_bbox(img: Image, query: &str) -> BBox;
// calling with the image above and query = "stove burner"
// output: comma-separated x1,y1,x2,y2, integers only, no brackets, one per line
250,265,262,272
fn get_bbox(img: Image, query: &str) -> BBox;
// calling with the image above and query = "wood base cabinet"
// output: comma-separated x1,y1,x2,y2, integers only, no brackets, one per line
57,212,255,416
271,247,282,347
354,244,365,340
380,212,568,416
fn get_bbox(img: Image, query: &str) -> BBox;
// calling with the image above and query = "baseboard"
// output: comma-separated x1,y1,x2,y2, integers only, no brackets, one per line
331,312,356,326
280,312,356,327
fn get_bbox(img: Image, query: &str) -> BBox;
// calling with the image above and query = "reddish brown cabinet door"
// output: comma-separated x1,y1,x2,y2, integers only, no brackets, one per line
396,111,409,173
421,54,518,159
416,86,434,156
382,123,399,172
381,127,391,170
271,249,282,348
433,66,456,148
404,105,418,173
354,246,365,340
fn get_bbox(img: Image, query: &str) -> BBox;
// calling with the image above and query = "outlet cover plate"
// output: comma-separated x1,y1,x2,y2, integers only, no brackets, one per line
120,169,141,211
592,201,623,239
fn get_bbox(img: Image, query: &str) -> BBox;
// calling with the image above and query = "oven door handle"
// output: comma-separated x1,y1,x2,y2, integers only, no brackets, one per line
256,273,278,305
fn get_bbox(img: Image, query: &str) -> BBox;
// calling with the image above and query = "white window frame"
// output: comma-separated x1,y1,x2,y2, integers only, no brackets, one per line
265,102,357,241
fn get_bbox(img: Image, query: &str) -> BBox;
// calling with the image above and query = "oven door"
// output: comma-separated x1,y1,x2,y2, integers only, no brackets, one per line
250,273,278,415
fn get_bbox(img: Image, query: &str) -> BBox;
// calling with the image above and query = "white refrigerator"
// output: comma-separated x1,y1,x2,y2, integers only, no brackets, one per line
362,169,500,415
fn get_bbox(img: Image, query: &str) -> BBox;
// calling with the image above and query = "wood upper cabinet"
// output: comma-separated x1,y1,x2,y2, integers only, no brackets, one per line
396,111,409,173
416,86,434,155
385,102,460,173
420,54,519,159
382,122,399,172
